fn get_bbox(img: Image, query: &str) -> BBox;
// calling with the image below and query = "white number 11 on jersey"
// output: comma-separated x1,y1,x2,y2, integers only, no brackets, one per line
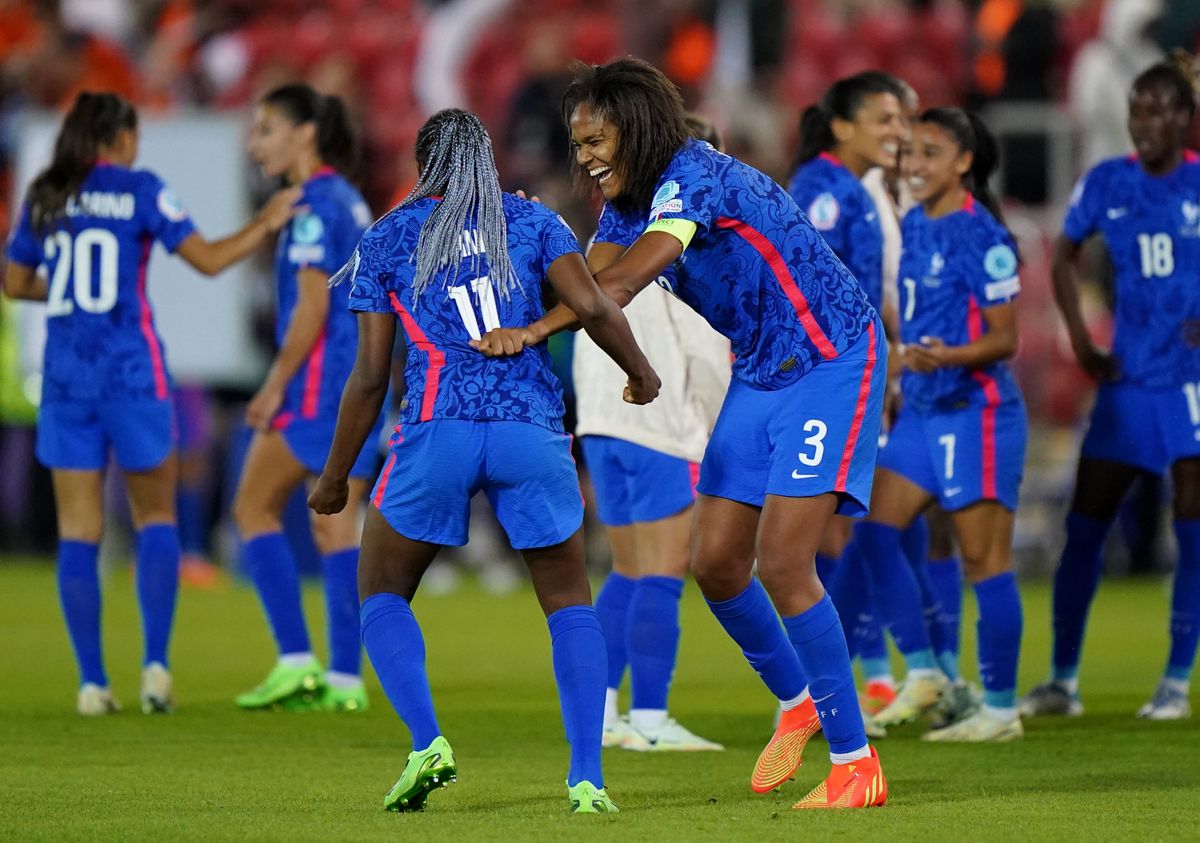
449,276,501,340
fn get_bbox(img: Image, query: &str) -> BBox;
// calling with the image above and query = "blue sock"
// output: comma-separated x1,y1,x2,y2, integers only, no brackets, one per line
827,543,889,674
815,552,837,587
176,487,207,555
548,605,606,788
243,532,310,655
1052,512,1110,681
594,572,636,690
974,572,1023,709
1167,520,1200,681
856,521,937,671
706,579,807,700
627,576,684,710
136,524,180,667
906,548,956,680
783,595,867,754
322,548,361,676
360,593,440,750
927,556,963,677
57,540,106,687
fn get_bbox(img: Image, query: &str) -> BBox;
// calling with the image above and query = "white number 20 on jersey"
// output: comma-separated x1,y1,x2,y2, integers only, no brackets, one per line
44,228,120,317
449,276,501,340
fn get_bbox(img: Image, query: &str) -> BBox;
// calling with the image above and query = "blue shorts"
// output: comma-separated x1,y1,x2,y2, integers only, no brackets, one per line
37,398,176,472
1080,381,1200,473
698,320,887,516
275,413,381,480
581,436,697,526
371,419,584,549
877,399,1027,512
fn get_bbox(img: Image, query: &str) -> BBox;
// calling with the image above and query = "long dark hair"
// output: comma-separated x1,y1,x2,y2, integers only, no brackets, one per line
794,71,904,170
561,58,691,215
27,91,137,232
261,83,358,176
917,107,1008,233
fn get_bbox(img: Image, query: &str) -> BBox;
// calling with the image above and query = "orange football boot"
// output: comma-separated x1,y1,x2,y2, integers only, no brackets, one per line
751,696,822,793
793,746,887,809
861,680,897,715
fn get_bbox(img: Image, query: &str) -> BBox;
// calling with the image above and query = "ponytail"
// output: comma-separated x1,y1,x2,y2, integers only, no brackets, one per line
917,106,1008,234
28,91,137,232
794,105,834,168
792,70,906,170
261,84,358,177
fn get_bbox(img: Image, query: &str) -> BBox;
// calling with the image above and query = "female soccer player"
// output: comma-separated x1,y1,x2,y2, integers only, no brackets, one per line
2,91,299,715
232,84,382,713
1021,57,1200,720
857,107,1027,743
580,113,729,753
307,108,658,814
478,58,889,809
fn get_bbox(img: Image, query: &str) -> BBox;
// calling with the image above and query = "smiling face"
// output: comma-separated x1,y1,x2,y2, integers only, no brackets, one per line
902,121,971,207
248,103,314,181
569,102,624,201
1127,79,1191,170
833,91,906,173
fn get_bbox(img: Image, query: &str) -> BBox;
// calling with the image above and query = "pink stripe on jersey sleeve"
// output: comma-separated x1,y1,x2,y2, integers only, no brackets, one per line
715,217,838,360
135,238,169,400
835,320,878,491
388,291,445,422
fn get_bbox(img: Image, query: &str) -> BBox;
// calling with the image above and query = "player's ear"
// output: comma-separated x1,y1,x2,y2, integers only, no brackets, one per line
831,116,854,145
955,149,973,179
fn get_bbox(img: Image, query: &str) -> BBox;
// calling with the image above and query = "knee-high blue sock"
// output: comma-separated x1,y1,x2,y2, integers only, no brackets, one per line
243,532,310,656
548,605,606,788
176,487,207,555
783,595,868,755
1167,520,1200,681
627,576,684,711
136,524,180,667
827,543,889,678
322,548,361,677
927,556,963,676
706,579,807,700
974,572,1023,709
594,572,635,690
360,593,440,750
1052,512,1111,680
856,521,937,671
815,553,837,588
906,546,956,680
58,540,106,687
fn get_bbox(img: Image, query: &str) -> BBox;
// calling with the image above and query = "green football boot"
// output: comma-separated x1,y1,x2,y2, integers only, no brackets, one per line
320,682,369,712
384,736,457,812
235,658,325,709
568,780,619,814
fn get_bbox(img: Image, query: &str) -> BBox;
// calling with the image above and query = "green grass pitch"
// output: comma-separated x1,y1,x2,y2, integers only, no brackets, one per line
2,559,1198,841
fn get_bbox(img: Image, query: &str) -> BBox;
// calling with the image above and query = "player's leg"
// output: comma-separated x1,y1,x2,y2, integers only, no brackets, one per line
231,431,318,708
308,476,371,711
924,506,963,678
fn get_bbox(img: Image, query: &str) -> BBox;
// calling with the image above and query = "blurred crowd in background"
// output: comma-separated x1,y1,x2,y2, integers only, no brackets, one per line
1,0,1198,587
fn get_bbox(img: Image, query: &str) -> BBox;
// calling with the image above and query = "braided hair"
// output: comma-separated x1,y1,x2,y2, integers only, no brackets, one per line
398,109,516,303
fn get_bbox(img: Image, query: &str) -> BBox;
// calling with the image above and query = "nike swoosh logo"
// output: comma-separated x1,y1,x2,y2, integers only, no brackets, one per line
945,487,962,496
1107,208,1128,219
813,692,835,704
792,471,818,479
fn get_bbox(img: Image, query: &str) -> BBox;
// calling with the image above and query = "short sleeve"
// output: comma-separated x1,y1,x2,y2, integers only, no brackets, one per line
645,145,717,231
5,203,42,268
538,209,583,276
139,172,196,252
594,203,639,248
972,228,1021,307
1061,166,1102,244
286,195,339,275
347,228,392,313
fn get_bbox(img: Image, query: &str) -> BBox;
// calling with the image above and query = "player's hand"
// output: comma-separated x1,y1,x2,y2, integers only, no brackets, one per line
308,473,349,515
515,189,542,204
1073,341,1119,382
257,186,306,233
245,384,284,431
905,336,951,373
622,369,661,404
471,326,536,356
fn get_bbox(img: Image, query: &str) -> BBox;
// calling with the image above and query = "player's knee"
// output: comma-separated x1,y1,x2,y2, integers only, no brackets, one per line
689,550,750,600
58,513,103,544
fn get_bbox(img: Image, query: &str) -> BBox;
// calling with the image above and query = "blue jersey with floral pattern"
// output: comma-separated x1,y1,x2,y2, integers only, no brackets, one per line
272,168,373,424
1062,152,1200,388
897,195,1023,411
787,152,884,308
347,193,580,432
5,163,196,404
627,138,875,390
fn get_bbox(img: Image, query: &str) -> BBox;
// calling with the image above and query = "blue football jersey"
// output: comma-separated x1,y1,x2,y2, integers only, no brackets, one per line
635,139,875,390
787,153,884,308
5,163,196,403
897,195,1023,411
272,167,373,423
594,202,680,291
347,193,581,432
1062,152,1200,388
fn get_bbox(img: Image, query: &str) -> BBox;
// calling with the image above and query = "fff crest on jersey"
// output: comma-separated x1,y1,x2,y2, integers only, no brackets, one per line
1181,201,1200,237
